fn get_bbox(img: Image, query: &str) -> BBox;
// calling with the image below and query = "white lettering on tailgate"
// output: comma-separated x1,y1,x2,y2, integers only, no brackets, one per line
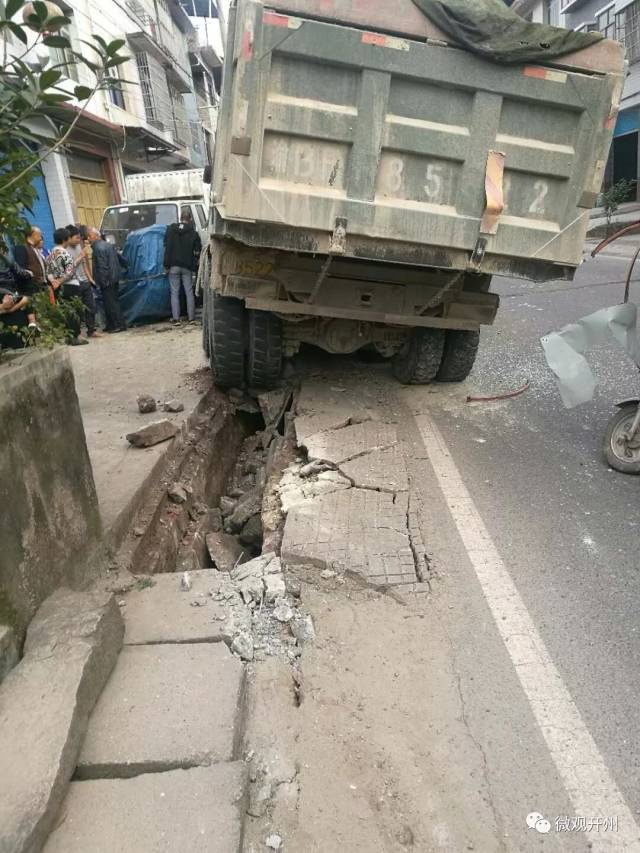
529,180,549,216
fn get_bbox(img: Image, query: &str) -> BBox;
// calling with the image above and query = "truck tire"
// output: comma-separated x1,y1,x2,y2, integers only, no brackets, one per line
436,330,480,382
392,328,445,385
246,309,282,389
202,288,211,357
211,293,246,388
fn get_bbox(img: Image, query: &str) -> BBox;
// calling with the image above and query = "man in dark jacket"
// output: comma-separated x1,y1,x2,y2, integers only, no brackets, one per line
164,208,201,325
87,227,126,333
0,243,33,349
13,225,47,293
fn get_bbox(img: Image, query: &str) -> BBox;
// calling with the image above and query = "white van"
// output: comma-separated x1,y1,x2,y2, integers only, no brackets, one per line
100,168,211,249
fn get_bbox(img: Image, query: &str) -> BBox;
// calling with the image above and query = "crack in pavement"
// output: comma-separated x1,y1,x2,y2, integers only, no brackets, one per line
439,631,509,853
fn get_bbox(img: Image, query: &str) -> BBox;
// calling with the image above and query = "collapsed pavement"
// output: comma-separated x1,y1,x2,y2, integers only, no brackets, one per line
5,365,444,853
279,381,431,591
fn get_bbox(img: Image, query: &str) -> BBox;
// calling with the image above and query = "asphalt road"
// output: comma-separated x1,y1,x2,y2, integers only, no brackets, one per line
398,240,640,850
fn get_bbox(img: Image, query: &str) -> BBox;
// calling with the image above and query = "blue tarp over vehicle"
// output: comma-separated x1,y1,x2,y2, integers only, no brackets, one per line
120,224,170,325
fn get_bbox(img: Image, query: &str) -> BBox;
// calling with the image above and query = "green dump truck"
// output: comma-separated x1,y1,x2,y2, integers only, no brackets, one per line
202,0,624,388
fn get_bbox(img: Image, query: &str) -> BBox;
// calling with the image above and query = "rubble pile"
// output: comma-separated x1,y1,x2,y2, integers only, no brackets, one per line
211,388,294,560
209,553,315,662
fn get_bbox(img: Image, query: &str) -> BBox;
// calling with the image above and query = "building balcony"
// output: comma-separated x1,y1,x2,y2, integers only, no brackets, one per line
560,0,591,13
127,29,193,93
187,17,222,70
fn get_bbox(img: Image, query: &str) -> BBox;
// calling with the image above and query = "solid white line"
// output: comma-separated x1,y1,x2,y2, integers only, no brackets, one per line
413,411,640,851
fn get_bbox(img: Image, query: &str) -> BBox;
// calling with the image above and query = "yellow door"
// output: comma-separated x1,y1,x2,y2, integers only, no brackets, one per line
71,178,111,229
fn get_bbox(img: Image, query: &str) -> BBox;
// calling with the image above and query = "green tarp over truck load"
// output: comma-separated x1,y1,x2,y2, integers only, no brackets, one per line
412,0,603,63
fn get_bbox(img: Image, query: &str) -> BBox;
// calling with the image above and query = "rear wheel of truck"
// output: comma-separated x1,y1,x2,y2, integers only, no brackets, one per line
392,328,446,385
211,293,246,389
202,288,211,357
246,310,283,389
436,330,480,383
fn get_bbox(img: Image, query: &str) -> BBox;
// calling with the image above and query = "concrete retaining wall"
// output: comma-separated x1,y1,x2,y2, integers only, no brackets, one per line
0,348,102,640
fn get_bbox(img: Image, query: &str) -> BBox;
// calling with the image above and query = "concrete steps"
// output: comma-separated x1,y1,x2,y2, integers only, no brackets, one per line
0,590,123,853
43,570,248,853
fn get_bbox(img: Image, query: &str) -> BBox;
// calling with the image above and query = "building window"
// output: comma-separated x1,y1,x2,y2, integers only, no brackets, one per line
107,69,126,110
49,17,79,82
618,1,640,63
597,6,616,41
136,52,160,128
543,0,560,27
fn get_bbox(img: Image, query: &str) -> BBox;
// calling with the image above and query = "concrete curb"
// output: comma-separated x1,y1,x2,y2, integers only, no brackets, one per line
0,589,123,853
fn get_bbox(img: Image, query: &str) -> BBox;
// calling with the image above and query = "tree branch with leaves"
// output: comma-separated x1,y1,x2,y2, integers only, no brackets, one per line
0,0,130,243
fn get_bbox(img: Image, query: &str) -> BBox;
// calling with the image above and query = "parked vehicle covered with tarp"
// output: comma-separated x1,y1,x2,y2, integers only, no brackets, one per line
120,225,171,325
202,0,625,389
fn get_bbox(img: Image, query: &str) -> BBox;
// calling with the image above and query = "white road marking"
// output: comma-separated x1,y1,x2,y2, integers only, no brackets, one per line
413,411,640,851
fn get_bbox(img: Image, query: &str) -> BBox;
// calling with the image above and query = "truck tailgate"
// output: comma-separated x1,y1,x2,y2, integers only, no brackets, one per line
215,0,623,275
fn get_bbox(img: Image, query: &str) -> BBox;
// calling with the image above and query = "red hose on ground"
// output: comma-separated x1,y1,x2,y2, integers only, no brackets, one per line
466,380,530,403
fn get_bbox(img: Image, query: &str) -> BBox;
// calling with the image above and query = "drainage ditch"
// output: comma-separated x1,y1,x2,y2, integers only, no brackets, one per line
112,383,318,665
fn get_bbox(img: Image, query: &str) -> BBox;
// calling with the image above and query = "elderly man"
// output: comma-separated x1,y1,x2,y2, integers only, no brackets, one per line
13,225,47,293
0,245,32,349
87,227,126,333
11,225,46,331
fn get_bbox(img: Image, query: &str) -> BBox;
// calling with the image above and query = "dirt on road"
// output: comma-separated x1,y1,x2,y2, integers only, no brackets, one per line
244,567,501,853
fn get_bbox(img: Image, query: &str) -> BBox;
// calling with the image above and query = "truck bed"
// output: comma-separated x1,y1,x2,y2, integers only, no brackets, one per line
212,0,624,280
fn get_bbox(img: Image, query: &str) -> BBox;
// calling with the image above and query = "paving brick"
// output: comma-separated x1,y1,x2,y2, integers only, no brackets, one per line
77,644,244,778
43,763,246,853
303,422,398,465
123,569,228,645
340,445,409,492
281,488,417,586
294,383,374,445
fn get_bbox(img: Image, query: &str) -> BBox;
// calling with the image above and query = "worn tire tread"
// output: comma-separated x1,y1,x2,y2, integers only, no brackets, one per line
211,293,245,388
247,310,283,389
436,330,480,383
392,329,446,385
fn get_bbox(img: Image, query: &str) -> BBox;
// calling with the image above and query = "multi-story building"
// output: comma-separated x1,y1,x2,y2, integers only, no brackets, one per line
514,0,640,198
561,0,640,195
5,0,223,244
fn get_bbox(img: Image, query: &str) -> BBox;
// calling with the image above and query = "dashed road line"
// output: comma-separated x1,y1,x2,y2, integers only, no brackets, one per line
413,409,640,851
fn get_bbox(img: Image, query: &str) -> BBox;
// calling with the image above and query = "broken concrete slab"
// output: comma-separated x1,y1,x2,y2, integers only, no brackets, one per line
126,419,178,448
302,422,398,466
278,465,351,513
228,486,263,532
0,625,18,684
230,553,279,583
258,389,289,425
206,530,244,572
264,573,286,603
43,763,247,853
294,382,376,446
281,489,418,586
341,445,409,493
122,569,229,645
77,643,244,778
0,589,123,853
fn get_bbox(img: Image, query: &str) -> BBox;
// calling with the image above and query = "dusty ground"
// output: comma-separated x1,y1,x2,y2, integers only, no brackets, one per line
69,322,209,535
244,569,506,853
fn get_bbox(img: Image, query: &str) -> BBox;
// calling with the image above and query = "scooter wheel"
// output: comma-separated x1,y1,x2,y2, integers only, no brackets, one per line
604,404,640,474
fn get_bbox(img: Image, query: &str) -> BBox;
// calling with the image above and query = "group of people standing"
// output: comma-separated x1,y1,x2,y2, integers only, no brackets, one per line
0,223,127,349
0,207,203,351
